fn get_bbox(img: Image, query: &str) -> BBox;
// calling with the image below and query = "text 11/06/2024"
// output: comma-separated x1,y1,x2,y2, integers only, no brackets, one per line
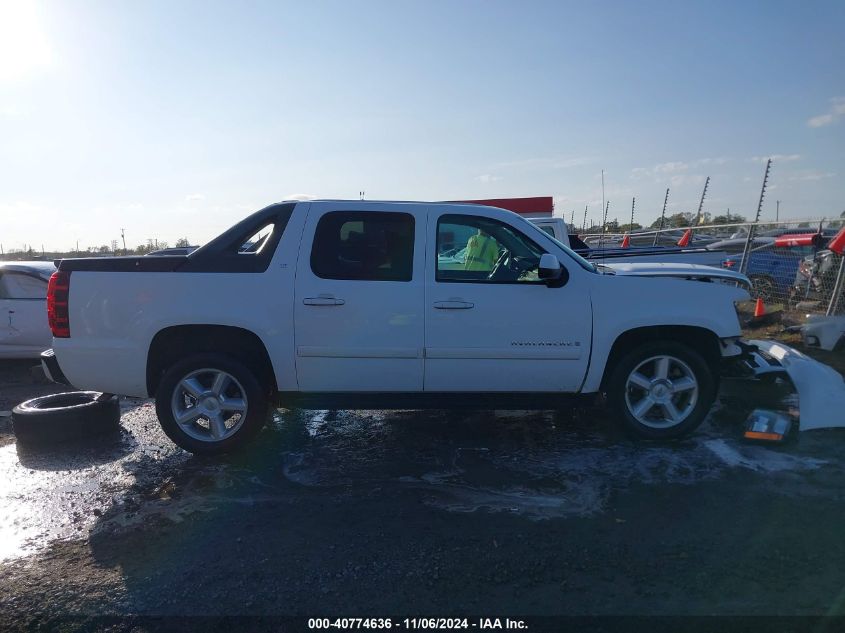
307,618,528,630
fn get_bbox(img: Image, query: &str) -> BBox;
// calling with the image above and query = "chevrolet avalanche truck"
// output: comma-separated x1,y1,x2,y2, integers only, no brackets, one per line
42,200,752,454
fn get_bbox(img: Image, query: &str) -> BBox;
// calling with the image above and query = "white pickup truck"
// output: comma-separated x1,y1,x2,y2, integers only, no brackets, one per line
43,200,753,454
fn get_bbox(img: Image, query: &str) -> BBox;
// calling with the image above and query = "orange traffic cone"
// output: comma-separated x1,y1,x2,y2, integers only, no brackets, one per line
676,229,692,247
747,295,778,326
621,233,631,248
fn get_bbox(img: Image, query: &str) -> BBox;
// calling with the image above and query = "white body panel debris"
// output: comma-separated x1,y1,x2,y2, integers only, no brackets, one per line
750,339,845,431
801,315,845,351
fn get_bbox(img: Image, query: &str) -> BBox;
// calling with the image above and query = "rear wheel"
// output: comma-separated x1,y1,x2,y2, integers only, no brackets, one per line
155,353,269,454
749,274,777,305
606,341,715,439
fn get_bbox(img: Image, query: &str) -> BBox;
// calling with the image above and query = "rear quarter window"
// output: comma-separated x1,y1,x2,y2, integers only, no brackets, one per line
178,202,296,273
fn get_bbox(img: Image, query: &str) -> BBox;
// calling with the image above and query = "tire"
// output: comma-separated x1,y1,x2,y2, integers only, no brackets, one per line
606,341,716,440
12,392,120,445
155,353,269,455
749,274,777,305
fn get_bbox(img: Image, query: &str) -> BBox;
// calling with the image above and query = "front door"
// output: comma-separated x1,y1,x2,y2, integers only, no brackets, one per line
294,202,426,392
425,210,592,392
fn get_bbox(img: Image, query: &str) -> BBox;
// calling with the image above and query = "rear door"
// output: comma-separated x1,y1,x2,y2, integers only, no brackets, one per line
425,208,592,392
294,202,426,391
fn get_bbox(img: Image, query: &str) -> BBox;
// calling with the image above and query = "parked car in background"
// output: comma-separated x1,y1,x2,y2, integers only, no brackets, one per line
529,218,727,266
0,261,56,358
719,233,828,304
706,237,776,254
721,246,811,304
587,229,718,248
729,226,839,240
793,248,843,308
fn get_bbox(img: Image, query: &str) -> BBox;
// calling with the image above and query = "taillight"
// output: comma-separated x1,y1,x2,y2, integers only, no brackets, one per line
47,271,71,338
722,259,736,269
798,261,811,279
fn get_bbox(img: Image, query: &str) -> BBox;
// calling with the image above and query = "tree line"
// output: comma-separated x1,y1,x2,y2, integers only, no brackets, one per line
0,238,192,260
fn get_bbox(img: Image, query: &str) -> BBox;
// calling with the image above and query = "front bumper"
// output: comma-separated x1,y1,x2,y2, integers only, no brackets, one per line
40,349,71,387
722,338,845,431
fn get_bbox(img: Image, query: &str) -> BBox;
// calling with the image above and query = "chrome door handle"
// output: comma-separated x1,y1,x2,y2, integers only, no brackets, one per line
303,297,345,306
433,301,474,309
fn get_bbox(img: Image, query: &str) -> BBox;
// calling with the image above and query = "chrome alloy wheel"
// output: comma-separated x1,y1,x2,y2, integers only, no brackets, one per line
170,368,248,442
624,355,699,429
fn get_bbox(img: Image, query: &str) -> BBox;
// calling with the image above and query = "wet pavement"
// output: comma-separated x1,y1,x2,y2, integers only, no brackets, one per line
1,364,845,623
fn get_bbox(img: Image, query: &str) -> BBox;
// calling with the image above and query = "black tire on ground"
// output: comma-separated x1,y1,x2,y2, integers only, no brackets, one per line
12,392,120,445
606,341,716,440
155,353,270,455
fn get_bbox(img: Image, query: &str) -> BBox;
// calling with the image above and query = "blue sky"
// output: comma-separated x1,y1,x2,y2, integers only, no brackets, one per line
1,0,843,251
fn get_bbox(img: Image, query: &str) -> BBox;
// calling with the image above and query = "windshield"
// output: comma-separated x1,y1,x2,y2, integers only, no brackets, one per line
521,220,597,273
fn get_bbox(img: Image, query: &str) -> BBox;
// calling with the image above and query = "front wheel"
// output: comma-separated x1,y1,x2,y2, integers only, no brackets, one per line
155,353,270,454
606,341,716,439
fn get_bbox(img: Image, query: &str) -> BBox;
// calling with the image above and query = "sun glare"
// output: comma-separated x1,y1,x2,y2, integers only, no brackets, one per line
0,0,52,80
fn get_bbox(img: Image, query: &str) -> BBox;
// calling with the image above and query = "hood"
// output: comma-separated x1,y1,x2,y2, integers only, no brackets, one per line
605,261,751,288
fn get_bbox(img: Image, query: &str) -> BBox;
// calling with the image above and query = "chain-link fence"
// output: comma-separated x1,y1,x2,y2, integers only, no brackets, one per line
579,218,845,316
4,216,844,316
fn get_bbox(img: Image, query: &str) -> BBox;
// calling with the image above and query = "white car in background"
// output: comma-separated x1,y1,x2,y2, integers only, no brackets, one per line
0,261,55,359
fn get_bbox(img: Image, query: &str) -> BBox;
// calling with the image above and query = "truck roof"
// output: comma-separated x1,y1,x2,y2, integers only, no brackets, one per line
283,198,555,217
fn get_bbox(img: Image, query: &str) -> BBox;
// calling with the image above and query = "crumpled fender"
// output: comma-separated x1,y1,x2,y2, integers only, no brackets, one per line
749,339,845,431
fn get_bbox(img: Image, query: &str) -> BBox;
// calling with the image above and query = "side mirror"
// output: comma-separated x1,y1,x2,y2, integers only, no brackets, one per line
538,253,563,283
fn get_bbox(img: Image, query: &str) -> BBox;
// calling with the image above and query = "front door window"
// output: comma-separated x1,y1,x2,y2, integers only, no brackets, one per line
436,215,545,283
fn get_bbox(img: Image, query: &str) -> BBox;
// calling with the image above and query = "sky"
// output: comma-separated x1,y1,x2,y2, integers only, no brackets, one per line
1,0,844,252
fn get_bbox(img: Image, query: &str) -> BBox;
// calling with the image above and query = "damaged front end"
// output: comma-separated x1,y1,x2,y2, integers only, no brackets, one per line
723,339,845,432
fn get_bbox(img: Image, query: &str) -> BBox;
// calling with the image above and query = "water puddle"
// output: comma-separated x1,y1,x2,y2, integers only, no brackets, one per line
704,439,827,472
1,393,843,561
0,401,179,561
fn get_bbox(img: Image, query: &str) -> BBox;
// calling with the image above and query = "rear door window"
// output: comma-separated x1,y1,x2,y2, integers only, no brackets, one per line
310,211,415,281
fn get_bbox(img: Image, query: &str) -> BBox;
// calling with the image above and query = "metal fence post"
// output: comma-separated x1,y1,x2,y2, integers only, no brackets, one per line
739,159,772,276
826,256,845,316
653,188,669,247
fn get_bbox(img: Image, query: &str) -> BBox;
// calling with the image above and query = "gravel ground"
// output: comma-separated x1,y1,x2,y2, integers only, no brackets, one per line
1,356,844,630
0,359,67,447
